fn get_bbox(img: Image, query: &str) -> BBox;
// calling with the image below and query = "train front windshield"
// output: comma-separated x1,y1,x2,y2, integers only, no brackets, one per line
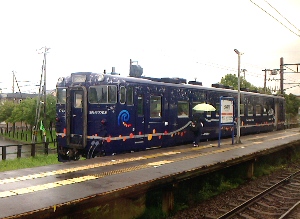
57,88,66,104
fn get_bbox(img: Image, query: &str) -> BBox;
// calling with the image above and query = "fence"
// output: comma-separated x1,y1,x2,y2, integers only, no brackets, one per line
0,141,57,160
0,127,55,143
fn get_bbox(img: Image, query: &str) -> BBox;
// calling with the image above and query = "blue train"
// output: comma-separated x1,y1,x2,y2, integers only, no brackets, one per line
55,61,285,162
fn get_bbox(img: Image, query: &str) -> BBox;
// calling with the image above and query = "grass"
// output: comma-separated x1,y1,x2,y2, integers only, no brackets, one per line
0,129,60,172
0,154,60,172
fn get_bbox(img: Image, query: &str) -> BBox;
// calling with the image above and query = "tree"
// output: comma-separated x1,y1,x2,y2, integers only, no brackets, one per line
0,101,16,123
45,94,56,129
284,93,300,116
0,94,56,132
219,73,300,121
0,101,16,130
219,73,271,94
10,97,37,128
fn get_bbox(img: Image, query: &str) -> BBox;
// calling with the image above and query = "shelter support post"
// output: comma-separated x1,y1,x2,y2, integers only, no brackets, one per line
162,184,175,215
247,160,255,179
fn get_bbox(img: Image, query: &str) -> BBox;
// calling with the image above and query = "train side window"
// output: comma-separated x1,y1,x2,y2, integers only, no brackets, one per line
178,101,189,117
263,105,268,116
206,111,211,117
240,104,244,116
98,86,107,103
126,86,134,106
268,107,274,116
256,105,261,116
88,85,117,104
150,96,161,118
215,103,220,117
108,86,117,103
120,86,126,104
88,87,98,103
138,95,144,116
192,102,201,114
248,104,253,116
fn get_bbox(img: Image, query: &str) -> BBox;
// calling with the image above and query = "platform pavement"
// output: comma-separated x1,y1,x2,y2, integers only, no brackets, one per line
0,128,300,218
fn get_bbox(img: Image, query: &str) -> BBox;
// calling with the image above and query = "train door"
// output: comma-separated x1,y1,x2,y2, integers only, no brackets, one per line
66,86,87,149
134,91,146,150
145,91,164,149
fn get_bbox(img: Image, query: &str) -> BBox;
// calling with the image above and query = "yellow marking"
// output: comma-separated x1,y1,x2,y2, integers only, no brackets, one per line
0,178,17,184
147,160,173,166
57,179,76,186
0,191,15,198
269,133,298,141
1,131,299,199
0,131,298,189
30,184,50,192
162,151,181,155
45,182,61,189
13,188,34,195
246,135,268,141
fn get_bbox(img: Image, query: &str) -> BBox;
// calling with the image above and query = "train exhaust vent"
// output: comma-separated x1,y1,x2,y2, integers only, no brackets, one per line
212,83,225,88
160,78,186,84
241,88,249,92
188,81,202,86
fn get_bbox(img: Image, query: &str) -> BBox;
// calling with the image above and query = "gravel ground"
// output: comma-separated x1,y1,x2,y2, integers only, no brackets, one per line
167,162,300,219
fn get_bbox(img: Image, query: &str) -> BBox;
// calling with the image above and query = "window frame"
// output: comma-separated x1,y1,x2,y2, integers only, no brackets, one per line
150,95,162,118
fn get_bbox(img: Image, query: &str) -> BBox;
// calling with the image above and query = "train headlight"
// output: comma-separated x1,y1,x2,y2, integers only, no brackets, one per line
57,77,65,84
97,73,105,82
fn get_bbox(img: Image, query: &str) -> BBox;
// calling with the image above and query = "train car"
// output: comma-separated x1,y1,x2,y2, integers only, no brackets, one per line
55,63,285,162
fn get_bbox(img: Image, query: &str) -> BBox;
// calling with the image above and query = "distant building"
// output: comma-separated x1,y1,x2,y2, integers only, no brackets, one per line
0,90,56,105
0,93,38,104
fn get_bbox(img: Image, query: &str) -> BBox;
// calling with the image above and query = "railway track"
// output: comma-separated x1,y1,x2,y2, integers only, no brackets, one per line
217,169,300,219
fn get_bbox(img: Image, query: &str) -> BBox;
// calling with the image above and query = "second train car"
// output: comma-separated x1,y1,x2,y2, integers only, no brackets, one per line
55,64,285,161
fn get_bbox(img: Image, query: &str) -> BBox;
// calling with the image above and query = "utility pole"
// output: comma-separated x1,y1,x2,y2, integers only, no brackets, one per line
43,47,50,142
280,57,284,95
234,49,243,144
241,69,247,79
281,60,300,92
262,69,270,93
36,47,50,143
12,71,15,93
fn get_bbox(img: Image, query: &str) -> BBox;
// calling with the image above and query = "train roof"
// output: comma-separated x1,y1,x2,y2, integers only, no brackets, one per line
58,72,284,99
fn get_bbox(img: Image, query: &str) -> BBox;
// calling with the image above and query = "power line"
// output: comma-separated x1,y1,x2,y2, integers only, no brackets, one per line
263,0,300,33
249,0,300,38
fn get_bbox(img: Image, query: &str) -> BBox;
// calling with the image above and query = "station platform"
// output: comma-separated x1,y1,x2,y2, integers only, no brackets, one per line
1,128,300,218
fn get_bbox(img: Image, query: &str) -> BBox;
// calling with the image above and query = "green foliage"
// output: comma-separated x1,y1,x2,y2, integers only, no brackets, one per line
219,73,272,94
0,94,56,129
10,98,36,126
46,95,56,128
0,101,16,123
284,93,300,116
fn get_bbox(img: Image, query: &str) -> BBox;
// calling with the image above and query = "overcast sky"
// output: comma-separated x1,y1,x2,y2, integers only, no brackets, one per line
0,0,299,94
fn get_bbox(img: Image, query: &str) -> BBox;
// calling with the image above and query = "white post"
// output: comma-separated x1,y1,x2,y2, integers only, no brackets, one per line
234,49,242,144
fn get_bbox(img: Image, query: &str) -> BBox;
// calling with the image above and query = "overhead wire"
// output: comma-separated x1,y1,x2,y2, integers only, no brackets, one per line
249,0,300,38
263,0,300,33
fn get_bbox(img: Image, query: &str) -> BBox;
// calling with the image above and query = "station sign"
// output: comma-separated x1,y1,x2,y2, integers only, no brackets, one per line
220,99,234,124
